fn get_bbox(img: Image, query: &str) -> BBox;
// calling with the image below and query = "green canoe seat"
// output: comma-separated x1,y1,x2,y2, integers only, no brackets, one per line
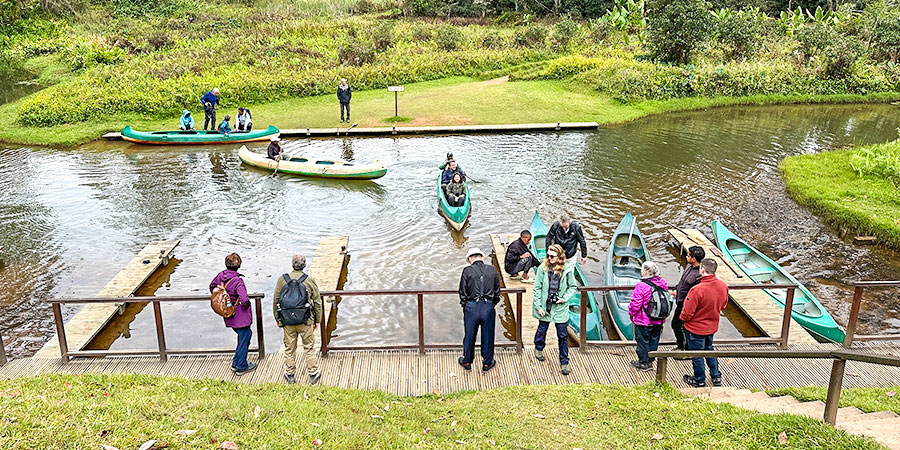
745,267,776,278
729,247,751,256
613,246,644,259
612,265,642,279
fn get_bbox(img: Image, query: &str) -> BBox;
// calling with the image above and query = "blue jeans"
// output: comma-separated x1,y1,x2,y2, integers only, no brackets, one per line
687,330,720,384
462,300,495,366
232,326,252,371
634,324,662,365
535,320,569,365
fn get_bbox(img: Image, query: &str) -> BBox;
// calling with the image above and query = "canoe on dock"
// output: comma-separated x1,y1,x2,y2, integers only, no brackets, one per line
121,125,279,145
604,212,649,341
436,172,470,231
238,146,387,180
711,220,846,343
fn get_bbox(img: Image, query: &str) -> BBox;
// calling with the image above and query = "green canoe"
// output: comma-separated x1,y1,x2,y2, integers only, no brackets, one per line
238,146,387,180
604,212,649,341
121,125,279,145
529,211,603,341
436,171,470,231
711,220,846,343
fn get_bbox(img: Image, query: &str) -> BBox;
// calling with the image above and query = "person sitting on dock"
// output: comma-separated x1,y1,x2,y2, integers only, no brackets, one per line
178,110,195,132
628,261,669,372
267,136,284,160
200,88,220,131
445,172,466,207
209,253,256,376
546,213,587,266
672,246,705,352
504,230,540,282
273,254,323,385
236,107,252,132
680,259,729,388
532,244,576,375
218,115,233,135
441,160,466,192
458,247,501,373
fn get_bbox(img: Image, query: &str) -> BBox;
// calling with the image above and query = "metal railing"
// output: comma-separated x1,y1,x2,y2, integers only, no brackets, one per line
48,294,267,362
317,288,527,356
843,281,900,343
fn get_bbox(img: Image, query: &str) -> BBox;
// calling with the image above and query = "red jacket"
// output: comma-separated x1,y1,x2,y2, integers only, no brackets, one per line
680,274,728,335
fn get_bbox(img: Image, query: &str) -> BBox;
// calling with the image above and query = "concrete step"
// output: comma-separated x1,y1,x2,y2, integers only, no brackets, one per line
840,410,900,423
707,388,752,400
781,400,826,419
718,391,772,406
839,417,900,432
835,406,865,422
750,396,803,414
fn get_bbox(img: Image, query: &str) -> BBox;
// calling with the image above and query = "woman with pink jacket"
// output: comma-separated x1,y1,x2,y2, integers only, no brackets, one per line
628,261,668,372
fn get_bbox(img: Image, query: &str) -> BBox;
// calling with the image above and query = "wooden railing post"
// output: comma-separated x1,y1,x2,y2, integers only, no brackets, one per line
417,294,425,355
254,296,265,359
320,296,330,357
780,287,795,349
152,300,168,362
0,332,7,366
516,291,523,353
656,357,668,383
844,285,864,348
52,302,69,363
579,290,587,352
824,357,847,425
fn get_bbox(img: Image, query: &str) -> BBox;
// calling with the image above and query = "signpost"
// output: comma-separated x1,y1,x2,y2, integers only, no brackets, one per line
388,85,404,117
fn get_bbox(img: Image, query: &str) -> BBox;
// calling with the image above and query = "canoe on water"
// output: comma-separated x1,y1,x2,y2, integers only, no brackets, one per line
238,146,387,180
711,220,846,343
604,212,649,341
529,211,603,342
122,125,279,145
436,171,470,231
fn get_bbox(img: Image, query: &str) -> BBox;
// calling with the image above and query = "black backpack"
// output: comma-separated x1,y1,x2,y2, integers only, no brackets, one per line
642,279,673,321
277,273,313,326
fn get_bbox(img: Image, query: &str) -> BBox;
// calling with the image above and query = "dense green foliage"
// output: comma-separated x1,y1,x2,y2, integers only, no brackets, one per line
645,0,713,64
768,386,900,414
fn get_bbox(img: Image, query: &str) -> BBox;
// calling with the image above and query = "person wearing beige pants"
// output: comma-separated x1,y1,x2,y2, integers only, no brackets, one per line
273,254,323,385
282,323,318,381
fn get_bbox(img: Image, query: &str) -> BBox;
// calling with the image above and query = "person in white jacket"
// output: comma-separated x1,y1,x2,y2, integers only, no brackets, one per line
236,107,252,132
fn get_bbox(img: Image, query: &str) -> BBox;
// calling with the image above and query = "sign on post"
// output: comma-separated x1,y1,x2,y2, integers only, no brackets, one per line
388,86,404,117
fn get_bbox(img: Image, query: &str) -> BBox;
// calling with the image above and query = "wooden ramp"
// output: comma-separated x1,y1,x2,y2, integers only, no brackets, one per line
35,241,180,358
668,228,815,345
490,234,537,344
307,236,349,327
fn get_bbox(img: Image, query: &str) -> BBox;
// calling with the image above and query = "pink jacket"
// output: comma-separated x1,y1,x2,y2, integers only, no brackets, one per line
628,275,669,326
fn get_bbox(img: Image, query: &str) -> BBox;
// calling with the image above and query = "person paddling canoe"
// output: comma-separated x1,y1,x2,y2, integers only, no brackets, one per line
267,136,284,160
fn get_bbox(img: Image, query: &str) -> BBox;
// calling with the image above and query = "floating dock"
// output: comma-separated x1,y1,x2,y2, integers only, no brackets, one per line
490,234,538,344
101,122,600,141
668,228,815,345
35,240,180,358
307,236,349,328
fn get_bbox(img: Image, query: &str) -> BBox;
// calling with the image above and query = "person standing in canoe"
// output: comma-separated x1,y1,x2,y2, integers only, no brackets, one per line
218,115,233,135
337,78,352,123
200,88,220,130
236,107,252,132
267,136,284,160
546,213,588,266
672,246,705,352
681,259,728,388
209,253,256,376
178,110,195,132
504,230,540,282
445,172,467,207
628,261,668,372
532,244,575,375
458,247,501,373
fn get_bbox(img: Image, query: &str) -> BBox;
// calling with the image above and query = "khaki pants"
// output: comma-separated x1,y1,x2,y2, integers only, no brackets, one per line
282,324,318,376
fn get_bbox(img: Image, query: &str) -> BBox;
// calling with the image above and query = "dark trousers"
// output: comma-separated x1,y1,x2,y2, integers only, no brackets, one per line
509,253,540,276
448,194,465,207
340,102,350,121
204,111,216,131
232,326,252,371
671,302,687,349
687,330,720,383
237,123,252,132
462,300,495,366
634,324,663,365
534,320,569,365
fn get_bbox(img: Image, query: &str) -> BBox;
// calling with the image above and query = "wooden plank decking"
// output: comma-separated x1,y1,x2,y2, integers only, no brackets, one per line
668,228,816,345
35,240,180,358
490,234,537,342
307,236,349,326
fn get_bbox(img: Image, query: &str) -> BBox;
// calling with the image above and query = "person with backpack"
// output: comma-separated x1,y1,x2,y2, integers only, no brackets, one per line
532,244,576,376
458,247,501,373
628,261,670,372
209,253,256,375
273,254,323,385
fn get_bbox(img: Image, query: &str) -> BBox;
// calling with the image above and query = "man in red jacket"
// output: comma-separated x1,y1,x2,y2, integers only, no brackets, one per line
680,259,729,387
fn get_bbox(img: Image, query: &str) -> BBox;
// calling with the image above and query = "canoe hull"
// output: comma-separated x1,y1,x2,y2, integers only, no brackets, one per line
436,172,470,231
604,212,649,341
238,146,387,180
122,125,279,145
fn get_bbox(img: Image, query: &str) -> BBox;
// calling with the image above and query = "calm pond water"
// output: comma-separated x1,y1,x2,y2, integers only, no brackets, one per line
2,103,900,358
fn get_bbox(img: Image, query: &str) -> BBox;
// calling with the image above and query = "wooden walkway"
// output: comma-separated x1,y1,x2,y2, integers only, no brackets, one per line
307,236,349,327
35,241,180,358
668,228,816,345
490,234,538,341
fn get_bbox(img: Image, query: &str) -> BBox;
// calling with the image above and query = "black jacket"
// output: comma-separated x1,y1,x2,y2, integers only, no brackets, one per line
546,221,587,259
458,260,500,306
267,141,282,160
504,238,531,274
674,264,701,304
337,85,352,103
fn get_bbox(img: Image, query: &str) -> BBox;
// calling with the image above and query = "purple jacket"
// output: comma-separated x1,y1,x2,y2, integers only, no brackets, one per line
628,275,669,326
209,269,252,328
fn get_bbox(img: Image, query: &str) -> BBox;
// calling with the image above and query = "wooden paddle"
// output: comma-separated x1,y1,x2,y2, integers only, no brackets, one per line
667,222,743,279
340,122,358,136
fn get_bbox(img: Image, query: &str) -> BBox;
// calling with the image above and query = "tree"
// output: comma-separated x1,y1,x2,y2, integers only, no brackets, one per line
645,0,713,64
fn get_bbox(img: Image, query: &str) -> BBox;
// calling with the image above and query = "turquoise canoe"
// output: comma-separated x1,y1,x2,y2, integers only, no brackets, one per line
711,220,846,343
121,125,279,145
604,212,649,341
529,211,603,341
436,171,470,231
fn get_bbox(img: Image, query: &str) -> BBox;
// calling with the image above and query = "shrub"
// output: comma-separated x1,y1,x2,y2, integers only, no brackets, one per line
645,0,713,64
108,0,191,18
481,33,504,49
850,141,900,184
435,24,463,50
716,10,763,61
337,40,377,66
823,36,867,79
371,22,395,51
552,17,579,49
514,23,547,48
795,23,834,63
871,9,900,62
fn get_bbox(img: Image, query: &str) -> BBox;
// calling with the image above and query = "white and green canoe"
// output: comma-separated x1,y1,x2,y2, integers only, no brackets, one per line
238,146,387,180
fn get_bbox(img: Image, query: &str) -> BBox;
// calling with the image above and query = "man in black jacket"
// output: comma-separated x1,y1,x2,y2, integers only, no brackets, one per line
672,245,705,351
504,230,539,282
458,247,501,372
546,213,588,265
337,78,352,123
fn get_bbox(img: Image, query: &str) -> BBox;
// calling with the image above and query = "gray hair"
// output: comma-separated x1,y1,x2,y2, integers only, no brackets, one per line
559,213,571,224
292,254,306,271
641,261,660,278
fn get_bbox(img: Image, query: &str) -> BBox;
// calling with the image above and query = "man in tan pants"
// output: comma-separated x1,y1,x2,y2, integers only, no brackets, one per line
273,254,323,384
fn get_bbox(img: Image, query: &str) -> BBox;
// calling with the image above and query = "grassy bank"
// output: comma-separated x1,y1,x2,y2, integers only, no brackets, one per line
0,374,883,449
780,138,900,250
767,386,900,414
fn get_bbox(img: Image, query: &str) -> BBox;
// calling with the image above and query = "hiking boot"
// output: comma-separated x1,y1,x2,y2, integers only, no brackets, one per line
711,376,722,387
560,364,571,376
682,374,705,388
235,362,257,376
510,273,522,280
482,360,496,372
458,357,472,371
284,373,296,384
231,365,238,373
534,349,545,362
630,360,652,372
309,370,322,385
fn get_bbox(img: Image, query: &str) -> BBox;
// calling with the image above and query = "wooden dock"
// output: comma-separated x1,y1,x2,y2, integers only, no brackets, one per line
490,234,538,344
35,241,180,358
668,228,815,345
307,236,349,328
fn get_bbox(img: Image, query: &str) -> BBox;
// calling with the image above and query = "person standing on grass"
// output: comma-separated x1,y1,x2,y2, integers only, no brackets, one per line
672,246,705,352
532,244,575,376
209,253,256,376
273,254,323,385
504,230,540,282
458,247,501,373
546,213,588,266
628,261,668,372
337,78,352,123
681,259,729,388
200,88,220,131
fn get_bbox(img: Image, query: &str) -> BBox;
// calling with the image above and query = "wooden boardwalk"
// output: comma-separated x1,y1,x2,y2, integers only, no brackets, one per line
307,236,349,327
35,241,180,358
490,234,538,341
668,228,816,345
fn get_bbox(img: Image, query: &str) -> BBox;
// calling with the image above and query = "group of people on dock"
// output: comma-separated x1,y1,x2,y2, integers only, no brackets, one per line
177,88,253,134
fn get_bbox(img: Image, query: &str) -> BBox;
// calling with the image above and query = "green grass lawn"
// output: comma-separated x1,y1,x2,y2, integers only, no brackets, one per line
0,374,884,449
767,386,900,414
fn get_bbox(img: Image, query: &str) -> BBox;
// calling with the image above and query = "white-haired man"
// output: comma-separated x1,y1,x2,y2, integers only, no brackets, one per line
273,254,323,385
200,87,220,131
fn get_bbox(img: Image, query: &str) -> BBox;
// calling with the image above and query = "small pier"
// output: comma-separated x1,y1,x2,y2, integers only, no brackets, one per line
307,236,350,328
35,240,179,358
667,228,815,345
490,234,537,343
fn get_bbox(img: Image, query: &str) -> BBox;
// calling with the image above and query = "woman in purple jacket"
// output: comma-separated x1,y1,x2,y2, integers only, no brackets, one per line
209,253,256,375
628,261,668,372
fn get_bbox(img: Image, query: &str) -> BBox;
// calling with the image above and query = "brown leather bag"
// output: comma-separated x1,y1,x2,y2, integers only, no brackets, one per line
210,278,237,318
